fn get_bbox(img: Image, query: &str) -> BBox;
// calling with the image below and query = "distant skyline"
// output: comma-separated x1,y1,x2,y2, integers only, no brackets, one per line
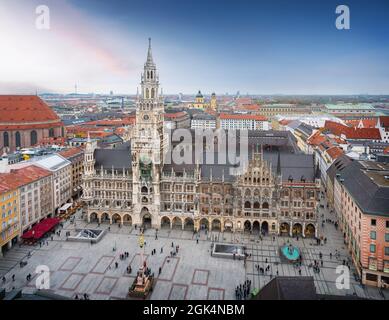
1,0,389,95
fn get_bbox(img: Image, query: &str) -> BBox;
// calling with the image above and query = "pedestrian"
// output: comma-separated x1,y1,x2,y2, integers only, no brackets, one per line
159,267,162,275
12,274,15,281
161,247,163,253
196,239,199,244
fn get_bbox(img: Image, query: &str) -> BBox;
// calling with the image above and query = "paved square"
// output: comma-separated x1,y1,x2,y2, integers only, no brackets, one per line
207,288,225,300
191,269,209,286
90,256,114,274
94,276,119,295
168,284,188,300
158,257,179,281
59,257,82,271
59,273,85,291
1,202,388,300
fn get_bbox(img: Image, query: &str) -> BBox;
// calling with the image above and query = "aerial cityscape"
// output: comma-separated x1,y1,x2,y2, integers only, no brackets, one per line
1,0,389,307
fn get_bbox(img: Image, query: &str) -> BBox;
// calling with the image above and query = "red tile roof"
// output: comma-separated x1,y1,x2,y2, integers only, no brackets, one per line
325,121,381,140
0,165,51,193
379,116,389,128
84,117,135,127
307,131,326,146
326,146,344,160
164,111,187,119
59,147,84,159
0,95,63,130
345,118,377,128
219,113,267,121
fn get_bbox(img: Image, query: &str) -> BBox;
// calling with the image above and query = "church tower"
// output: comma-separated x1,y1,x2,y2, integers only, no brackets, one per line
131,38,165,228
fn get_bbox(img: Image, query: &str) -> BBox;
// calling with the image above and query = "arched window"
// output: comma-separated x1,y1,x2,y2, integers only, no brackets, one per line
3,132,9,147
30,130,38,146
15,131,21,148
262,202,269,209
244,201,251,209
49,128,54,137
145,88,149,99
151,88,155,98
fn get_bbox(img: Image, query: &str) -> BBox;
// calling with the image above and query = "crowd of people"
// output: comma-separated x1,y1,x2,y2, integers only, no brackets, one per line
235,279,252,300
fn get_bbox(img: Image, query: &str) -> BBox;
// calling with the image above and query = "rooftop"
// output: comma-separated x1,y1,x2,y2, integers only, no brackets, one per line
325,103,375,110
0,95,62,130
336,160,389,216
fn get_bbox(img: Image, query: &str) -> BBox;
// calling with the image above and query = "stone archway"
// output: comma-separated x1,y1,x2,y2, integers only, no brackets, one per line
261,221,269,234
244,220,251,232
112,213,121,224
211,219,221,231
101,212,110,223
305,224,316,238
224,220,233,232
292,223,303,236
141,207,152,228
279,222,290,236
172,217,182,229
89,212,98,223
161,216,171,229
200,218,209,230
184,217,194,231
123,214,132,226
141,186,148,194
252,221,260,233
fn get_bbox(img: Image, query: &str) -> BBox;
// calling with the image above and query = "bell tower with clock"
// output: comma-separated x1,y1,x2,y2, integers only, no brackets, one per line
131,38,165,228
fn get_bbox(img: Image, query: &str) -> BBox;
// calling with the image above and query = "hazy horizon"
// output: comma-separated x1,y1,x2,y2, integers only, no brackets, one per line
1,0,389,95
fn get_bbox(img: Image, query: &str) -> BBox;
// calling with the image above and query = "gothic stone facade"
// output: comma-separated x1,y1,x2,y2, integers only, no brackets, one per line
81,40,320,237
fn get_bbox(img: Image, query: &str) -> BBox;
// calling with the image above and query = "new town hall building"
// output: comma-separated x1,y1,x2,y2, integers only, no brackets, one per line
81,40,321,237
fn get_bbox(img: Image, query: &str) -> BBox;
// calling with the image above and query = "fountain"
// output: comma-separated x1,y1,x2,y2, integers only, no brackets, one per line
280,244,301,262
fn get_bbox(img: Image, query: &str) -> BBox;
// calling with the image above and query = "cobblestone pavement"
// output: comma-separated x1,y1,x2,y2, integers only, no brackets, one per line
1,204,388,300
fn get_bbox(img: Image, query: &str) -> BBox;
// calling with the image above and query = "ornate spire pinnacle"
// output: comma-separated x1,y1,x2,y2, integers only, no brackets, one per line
146,37,154,65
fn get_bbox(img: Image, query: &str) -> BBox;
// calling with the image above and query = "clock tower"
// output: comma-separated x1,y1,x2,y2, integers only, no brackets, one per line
131,38,165,228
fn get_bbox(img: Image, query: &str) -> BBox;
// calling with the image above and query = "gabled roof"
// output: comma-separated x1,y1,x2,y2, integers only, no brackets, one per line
325,121,381,140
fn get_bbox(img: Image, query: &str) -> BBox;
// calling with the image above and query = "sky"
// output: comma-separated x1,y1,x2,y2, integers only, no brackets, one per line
0,0,389,95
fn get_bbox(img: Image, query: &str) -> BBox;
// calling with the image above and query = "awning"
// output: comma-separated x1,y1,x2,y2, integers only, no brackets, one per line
22,218,61,240
59,203,73,212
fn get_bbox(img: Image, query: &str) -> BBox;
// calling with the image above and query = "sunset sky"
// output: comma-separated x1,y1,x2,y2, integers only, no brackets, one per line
1,0,389,95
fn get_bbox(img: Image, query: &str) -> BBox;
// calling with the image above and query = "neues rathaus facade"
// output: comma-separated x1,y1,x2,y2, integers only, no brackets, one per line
81,40,320,238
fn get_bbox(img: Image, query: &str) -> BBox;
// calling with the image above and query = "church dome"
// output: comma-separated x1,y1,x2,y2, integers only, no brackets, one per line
196,90,203,98
0,95,63,130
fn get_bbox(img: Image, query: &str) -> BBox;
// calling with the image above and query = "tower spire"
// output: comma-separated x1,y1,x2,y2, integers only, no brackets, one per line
146,37,154,65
